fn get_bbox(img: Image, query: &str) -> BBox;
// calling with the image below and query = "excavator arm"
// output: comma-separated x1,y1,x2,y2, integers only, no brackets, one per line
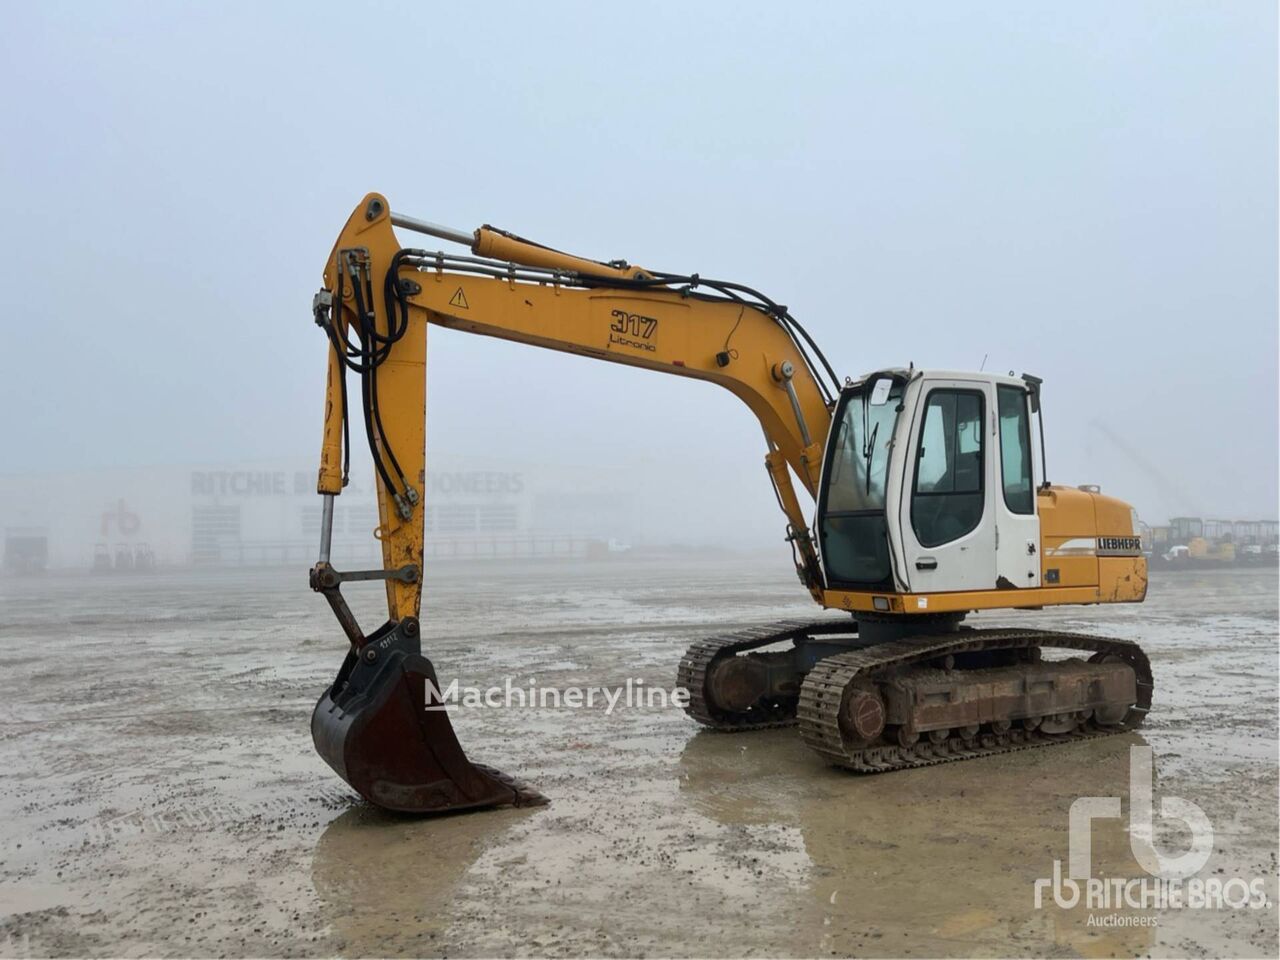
307,193,839,813
313,193,837,623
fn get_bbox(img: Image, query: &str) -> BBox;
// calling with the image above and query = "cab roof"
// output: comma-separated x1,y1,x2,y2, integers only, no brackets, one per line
846,368,1035,391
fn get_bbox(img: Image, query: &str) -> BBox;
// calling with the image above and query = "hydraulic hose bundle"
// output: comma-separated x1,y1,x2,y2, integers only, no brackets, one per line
313,249,419,519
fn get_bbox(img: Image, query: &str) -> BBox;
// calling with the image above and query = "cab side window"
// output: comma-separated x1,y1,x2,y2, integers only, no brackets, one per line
997,385,1034,514
912,390,984,547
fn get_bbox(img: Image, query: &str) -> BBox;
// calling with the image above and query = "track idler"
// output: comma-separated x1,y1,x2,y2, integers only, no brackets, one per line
311,615,545,813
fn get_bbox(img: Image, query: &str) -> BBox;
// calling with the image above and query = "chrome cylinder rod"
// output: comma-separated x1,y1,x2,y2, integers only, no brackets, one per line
318,494,335,564
390,213,474,248
775,361,813,448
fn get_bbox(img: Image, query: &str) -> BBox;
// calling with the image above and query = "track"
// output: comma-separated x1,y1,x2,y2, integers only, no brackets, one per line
676,618,856,730
679,622,1152,772
796,628,1152,772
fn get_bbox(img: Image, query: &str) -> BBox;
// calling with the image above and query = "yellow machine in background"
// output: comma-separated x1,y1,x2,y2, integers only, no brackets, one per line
1187,537,1235,562
306,194,1151,813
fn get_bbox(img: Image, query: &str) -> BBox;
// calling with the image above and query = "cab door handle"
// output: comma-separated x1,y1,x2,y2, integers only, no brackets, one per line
915,557,938,570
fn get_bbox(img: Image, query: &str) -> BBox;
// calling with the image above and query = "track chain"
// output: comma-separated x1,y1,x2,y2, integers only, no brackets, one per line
677,618,856,731
797,628,1153,773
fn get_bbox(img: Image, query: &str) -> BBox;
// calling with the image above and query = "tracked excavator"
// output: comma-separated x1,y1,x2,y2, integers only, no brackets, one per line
307,193,1151,813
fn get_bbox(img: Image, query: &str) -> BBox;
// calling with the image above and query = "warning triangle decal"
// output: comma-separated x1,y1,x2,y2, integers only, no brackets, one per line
448,287,469,309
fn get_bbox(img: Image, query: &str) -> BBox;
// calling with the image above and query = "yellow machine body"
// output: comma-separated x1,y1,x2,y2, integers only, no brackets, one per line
824,487,1148,615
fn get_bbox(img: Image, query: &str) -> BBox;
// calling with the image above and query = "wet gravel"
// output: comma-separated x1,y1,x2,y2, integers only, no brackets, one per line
0,557,1276,957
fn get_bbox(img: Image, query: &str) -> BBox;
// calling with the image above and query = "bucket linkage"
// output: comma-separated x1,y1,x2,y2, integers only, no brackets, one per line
309,557,545,814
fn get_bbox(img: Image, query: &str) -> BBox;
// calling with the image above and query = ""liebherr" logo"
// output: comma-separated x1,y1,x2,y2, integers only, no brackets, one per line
1097,536,1142,557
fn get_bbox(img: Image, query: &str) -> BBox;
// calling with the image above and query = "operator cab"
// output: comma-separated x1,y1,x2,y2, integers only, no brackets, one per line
815,368,1042,596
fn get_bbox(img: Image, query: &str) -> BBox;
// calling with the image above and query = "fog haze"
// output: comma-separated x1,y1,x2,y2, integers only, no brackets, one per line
2,0,1275,550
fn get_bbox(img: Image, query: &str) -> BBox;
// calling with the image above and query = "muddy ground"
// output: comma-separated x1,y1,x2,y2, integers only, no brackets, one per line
1,556,1276,958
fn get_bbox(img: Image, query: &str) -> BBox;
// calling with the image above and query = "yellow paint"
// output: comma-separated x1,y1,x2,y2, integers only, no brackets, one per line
824,484,1148,613
1038,486,1099,587
318,194,828,621
826,584,1113,614
1099,557,1148,602
472,226,648,281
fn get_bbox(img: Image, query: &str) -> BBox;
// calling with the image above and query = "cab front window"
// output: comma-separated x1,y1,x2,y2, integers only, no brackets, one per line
819,378,902,587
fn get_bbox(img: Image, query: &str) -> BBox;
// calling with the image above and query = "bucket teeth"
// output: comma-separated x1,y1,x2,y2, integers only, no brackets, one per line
471,763,549,807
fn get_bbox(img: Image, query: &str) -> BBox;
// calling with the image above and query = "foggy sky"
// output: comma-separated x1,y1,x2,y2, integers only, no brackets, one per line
2,1,1275,545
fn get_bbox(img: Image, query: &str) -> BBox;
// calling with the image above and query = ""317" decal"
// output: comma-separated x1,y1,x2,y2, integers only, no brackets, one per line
609,310,658,352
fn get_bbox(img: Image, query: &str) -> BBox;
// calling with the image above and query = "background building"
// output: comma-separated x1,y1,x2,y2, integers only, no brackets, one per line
0,455,642,572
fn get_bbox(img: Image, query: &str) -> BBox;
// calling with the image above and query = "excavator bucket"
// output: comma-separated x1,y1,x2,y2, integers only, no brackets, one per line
311,618,545,814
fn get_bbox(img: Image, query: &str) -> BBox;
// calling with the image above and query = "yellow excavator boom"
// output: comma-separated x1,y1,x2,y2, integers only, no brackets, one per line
315,193,834,623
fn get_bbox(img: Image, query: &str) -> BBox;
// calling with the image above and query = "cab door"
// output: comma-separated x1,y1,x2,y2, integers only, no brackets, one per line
898,378,997,594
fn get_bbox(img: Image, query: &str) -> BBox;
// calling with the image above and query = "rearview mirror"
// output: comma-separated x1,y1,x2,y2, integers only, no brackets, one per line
869,378,892,406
